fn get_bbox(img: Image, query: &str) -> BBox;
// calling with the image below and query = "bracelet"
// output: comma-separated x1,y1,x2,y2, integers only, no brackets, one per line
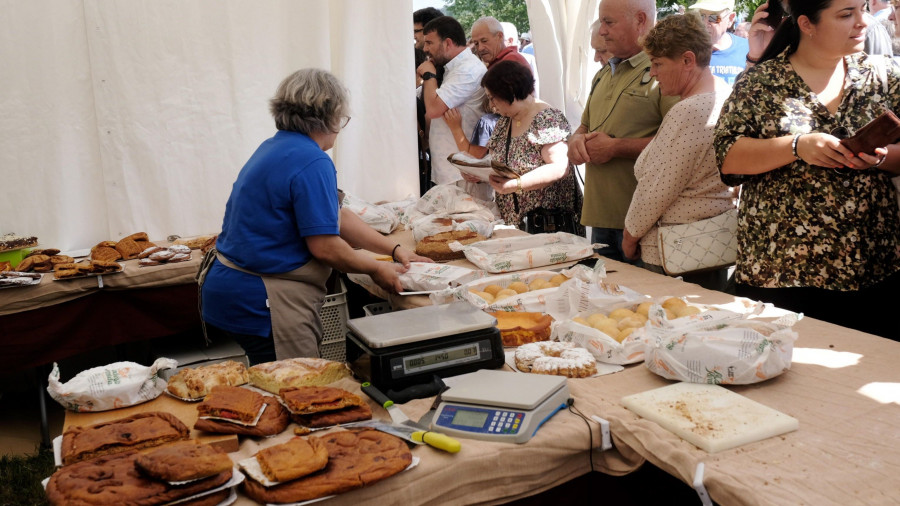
791,133,803,160
746,54,760,65
390,244,402,262
515,177,523,194
874,153,888,168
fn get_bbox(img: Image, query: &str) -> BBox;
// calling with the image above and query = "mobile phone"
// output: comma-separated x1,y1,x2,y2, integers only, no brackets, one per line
762,1,785,29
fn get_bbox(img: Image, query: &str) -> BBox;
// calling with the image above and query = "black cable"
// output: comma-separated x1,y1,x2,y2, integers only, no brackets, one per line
566,398,595,473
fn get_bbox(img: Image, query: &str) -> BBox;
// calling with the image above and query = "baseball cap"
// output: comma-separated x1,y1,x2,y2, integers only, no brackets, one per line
688,0,735,11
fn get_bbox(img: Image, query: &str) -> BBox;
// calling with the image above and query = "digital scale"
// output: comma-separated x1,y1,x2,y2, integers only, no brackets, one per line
432,369,571,443
345,303,505,399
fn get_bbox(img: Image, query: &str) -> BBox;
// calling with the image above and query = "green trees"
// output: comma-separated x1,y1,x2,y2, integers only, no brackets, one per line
444,0,530,34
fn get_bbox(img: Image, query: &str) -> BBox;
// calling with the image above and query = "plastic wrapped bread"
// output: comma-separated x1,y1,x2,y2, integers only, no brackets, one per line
47,358,176,412
458,232,596,273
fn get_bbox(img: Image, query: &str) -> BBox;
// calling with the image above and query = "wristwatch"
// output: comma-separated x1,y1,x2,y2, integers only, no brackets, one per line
422,71,437,81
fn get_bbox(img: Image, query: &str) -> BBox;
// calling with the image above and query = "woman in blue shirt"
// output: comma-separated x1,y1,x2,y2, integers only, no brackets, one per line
201,68,431,364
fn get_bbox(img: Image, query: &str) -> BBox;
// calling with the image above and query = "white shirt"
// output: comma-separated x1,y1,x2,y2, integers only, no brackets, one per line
429,49,487,185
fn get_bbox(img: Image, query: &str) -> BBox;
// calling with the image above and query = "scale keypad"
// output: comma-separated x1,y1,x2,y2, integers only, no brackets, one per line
488,411,523,434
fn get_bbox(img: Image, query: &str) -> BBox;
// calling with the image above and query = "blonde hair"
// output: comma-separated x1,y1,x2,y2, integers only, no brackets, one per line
642,13,712,67
269,68,349,134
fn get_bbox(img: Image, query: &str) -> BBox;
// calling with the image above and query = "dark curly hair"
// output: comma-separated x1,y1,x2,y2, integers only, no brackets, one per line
480,60,534,103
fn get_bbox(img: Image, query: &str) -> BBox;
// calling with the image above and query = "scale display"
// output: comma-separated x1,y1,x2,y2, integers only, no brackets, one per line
402,342,481,374
344,303,505,394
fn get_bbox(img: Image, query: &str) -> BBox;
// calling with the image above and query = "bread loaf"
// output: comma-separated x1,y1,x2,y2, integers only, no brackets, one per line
249,358,351,394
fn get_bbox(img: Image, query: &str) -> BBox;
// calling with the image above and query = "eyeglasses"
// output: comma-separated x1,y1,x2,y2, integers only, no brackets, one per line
340,116,351,129
700,11,729,23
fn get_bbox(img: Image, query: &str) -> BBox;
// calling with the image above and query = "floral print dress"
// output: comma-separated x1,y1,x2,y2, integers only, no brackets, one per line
486,108,584,234
714,50,900,291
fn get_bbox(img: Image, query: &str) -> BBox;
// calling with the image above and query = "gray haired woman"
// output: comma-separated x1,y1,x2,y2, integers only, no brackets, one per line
201,68,431,364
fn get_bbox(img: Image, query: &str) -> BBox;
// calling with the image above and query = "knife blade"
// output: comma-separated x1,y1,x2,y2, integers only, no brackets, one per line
417,384,450,429
361,382,461,453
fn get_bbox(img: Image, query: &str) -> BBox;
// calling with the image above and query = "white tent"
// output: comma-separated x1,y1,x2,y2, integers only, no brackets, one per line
1,0,599,250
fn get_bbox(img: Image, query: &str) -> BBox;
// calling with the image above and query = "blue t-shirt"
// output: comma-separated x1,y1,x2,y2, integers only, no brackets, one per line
201,130,341,337
710,35,749,85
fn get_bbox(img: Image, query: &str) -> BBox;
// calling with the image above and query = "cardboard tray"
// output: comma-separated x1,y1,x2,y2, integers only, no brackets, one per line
63,394,239,454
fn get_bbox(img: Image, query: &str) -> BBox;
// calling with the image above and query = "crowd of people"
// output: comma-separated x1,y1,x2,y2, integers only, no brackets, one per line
200,0,900,364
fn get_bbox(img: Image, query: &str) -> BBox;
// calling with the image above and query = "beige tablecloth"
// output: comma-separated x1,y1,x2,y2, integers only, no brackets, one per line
333,256,900,505
0,245,201,316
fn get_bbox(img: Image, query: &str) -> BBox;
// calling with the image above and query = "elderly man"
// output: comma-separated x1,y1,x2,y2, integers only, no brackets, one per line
470,16,531,69
873,0,892,20
688,0,748,85
590,18,612,66
417,16,489,197
568,0,677,262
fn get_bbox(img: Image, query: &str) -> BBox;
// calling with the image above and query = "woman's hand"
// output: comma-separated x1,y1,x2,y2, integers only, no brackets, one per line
846,147,889,170
795,133,857,169
370,262,405,294
393,246,433,267
443,108,462,130
488,174,518,194
747,1,776,63
622,229,641,261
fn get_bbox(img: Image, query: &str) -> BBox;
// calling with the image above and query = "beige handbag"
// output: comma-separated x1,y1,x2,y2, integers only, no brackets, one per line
657,209,738,275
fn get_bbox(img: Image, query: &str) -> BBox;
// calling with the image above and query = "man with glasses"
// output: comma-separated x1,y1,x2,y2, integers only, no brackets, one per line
689,0,748,85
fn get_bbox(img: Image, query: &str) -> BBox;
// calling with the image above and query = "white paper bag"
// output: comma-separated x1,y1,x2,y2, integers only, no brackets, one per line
47,358,177,412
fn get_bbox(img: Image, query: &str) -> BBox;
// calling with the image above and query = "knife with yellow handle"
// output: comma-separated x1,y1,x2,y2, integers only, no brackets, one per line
360,382,462,453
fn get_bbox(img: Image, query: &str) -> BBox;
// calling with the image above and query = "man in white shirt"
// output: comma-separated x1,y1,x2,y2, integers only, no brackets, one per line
417,16,489,197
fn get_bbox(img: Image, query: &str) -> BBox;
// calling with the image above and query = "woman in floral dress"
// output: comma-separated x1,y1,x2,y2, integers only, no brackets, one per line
715,0,900,338
476,60,584,235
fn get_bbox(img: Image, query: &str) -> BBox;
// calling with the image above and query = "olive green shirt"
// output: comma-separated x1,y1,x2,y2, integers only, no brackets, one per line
580,52,678,229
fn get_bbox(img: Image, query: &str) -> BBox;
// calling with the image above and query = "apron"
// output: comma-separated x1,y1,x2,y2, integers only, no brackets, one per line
197,192,343,359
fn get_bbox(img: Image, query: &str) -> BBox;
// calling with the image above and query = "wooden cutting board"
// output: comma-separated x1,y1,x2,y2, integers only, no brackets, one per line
621,382,799,453
63,394,239,453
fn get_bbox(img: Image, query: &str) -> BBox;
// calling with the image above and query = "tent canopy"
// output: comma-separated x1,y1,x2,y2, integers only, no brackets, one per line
1,0,599,250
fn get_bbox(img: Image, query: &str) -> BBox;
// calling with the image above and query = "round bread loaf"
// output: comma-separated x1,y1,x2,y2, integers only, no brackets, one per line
515,341,597,378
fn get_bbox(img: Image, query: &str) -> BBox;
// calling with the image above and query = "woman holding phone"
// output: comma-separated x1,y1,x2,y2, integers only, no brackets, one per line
715,0,900,338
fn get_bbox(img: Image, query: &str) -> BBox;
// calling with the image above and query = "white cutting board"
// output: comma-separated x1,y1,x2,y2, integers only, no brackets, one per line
621,382,799,453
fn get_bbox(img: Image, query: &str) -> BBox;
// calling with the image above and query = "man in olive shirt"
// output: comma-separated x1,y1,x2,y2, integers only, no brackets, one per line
568,0,677,262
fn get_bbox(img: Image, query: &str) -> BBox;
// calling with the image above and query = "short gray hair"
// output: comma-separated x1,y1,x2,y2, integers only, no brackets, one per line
472,16,503,36
500,21,518,43
269,68,349,134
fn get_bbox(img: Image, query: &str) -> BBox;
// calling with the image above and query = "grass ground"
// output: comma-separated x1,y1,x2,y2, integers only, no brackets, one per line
0,447,54,506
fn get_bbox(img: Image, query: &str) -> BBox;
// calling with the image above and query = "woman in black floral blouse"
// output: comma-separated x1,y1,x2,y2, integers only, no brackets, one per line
715,0,900,338
476,60,584,235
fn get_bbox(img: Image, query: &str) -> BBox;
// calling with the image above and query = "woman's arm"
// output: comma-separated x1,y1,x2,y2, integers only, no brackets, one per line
338,209,432,266
443,109,488,158
305,233,405,293
488,141,570,194
721,133,864,175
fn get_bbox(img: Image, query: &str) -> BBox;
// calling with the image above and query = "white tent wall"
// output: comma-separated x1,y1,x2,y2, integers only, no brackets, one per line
0,0,417,250
526,0,600,131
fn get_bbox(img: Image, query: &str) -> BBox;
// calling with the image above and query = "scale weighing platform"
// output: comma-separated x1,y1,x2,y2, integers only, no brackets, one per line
432,369,571,443
345,303,505,397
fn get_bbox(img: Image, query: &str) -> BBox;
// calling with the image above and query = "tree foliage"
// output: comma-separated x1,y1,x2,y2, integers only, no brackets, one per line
656,0,765,18
443,0,530,36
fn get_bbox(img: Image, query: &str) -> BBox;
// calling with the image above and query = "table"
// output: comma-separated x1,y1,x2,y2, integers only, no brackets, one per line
341,254,900,505
52,249,900,505
0,250,203,373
